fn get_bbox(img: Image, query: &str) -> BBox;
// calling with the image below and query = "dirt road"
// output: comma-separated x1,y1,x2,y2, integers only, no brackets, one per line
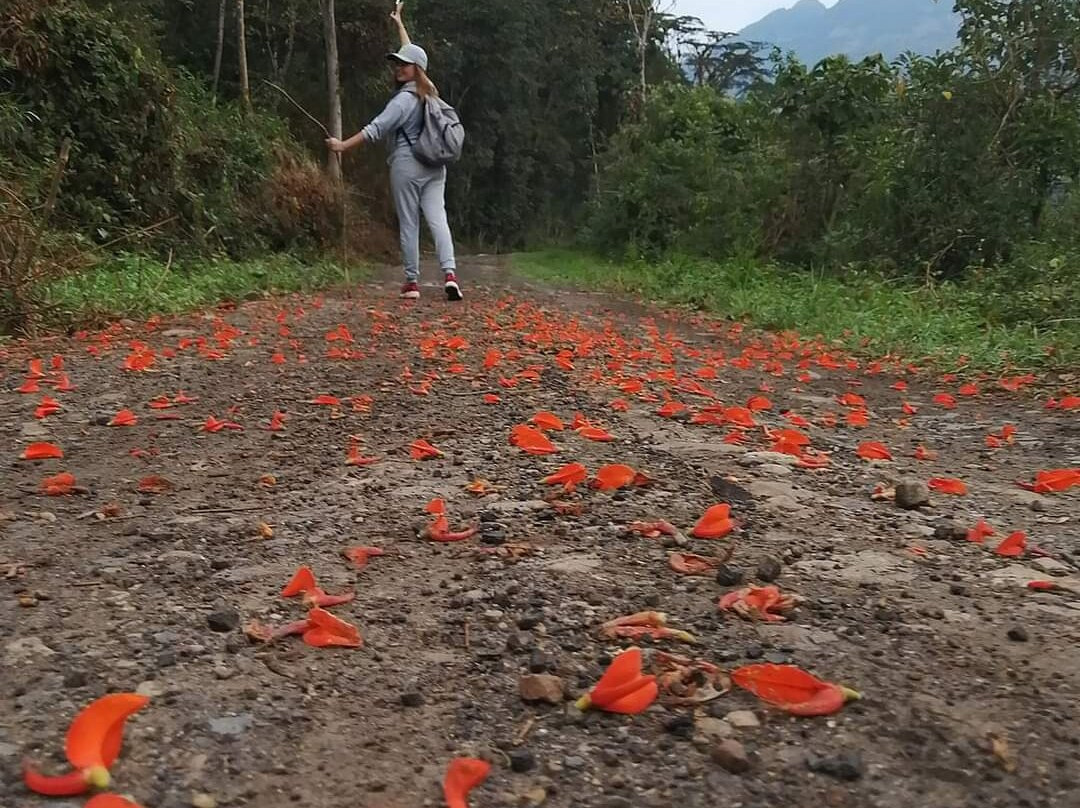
2,258,1078,808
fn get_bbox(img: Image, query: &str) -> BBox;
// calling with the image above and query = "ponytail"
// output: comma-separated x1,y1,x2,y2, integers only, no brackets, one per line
415,67,439,99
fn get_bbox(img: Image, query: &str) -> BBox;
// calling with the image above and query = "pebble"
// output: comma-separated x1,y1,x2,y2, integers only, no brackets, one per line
206,608,240,633
1007,626,1029,642
756,557,782,582
949,583,969,596
562,755,586,770
715,565,745,587
208,714,253,737
664,714,695,738
724,710,760,728
933,520,968,541
509,748,536,773
400,690,425,707
711,739,751,773
63,670,88,688
528,650,554,673
517,613,543,630
807,753,864,781
519,674,564,704
191,795,217,808
895,480,930,509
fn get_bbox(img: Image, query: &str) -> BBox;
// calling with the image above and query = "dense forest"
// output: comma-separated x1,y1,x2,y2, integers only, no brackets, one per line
2,0,1078,342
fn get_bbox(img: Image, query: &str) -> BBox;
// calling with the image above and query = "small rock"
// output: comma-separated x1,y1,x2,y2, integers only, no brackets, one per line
715,565,744,587
506,631,535,652
1007,626,1029,642
206,608,240,633
755,558,782,582
933,520,968,542
62,670,88,688
694,716,733,740
213,664,235,680
724,710,760,728
895,480,930,510
744,644,764,659
807,753,864,781
156,650,178,668
517,613,543,630
136,680,165,697
400,690,425,707
519,674,564,704
509,748,536,773
191,794,217,808
208,714,253,737
562,755,586,770
664,713,695,738
949,583,968,596
528,650,554,673
711,739,751,773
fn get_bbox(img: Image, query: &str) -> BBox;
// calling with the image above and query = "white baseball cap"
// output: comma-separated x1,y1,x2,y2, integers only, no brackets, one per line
387,43,429,72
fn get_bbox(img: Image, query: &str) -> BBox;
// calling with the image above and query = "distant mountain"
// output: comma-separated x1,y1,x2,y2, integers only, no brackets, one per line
740,0,960,66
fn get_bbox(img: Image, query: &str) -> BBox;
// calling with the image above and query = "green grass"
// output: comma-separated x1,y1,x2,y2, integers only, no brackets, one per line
513,250,1080,372
40,253,365,327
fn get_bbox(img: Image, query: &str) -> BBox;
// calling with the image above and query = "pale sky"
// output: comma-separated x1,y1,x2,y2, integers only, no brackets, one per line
671,0,839,32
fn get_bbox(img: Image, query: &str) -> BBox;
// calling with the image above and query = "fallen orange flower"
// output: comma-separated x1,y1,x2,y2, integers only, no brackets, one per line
23,693,150,796
837,392,866,408
732,664,858,717
346,440,380,466
108,409,138,427
18,378,41,393
722,406,757,428
267,411,286,432
967,519,995,543
509,425,558,455
482,393,501,404
575,647,658,714
202,415,242,432
994,531,1027,558
718,585,799,622
85,795,144,808
929,477,968,495
281,566,355,608
577,425,615,442
627,520,678,538
35,396,62,418
599,611,696,644
303,607,363,648
42,472,77,496
21,442,64,460
691,503,735,539
530,411,564,431
902,401,919,415
542,463,588,488
746,395,772,411
342,546,385,569
958,382,979,396
1018,469,1080,494
668,552,722,576
410,439,444,460
592,464,650,491
856,441,893,461
913,445,936,461
426,498,447,515
657,401,686,418
136,475,173,494
845,409,869,427
310,394,342,406
933,393,957,409
768,428,811,456
443,757,491,808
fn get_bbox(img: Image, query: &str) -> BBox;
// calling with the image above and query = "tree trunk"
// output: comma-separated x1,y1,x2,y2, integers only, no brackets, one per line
319,0,343,182
211,0,226,101
236,0,252,112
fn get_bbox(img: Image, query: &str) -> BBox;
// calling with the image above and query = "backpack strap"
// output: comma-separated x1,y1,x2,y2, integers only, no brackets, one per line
397,88,425,148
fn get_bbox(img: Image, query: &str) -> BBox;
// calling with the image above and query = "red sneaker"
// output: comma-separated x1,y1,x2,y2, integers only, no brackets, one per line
444,272,463,301
400,282,420,300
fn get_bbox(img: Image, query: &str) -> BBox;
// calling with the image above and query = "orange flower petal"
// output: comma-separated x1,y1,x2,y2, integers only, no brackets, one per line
592,464,638,491
65,693,150,770
85,795,144,808
21,441,64,460
281,566,317,597
691,503,734,539
443,757,491,808
929,477,967,495
531,411,564,431
542,463,588,486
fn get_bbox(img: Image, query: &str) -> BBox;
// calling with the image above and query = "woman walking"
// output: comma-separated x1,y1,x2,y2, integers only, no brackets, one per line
327,2,461,301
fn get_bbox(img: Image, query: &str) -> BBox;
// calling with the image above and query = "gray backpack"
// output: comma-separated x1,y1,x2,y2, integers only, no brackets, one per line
401,90,465,167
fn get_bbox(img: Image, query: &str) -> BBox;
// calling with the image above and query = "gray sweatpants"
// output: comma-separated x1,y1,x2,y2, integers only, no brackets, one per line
390,156,456,282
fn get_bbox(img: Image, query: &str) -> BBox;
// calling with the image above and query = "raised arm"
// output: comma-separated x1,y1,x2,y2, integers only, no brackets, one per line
390,1,412,47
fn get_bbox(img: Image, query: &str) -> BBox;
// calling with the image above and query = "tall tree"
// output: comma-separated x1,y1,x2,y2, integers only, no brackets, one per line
319,0,343,182
236,0,252,111
212,0,227,100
